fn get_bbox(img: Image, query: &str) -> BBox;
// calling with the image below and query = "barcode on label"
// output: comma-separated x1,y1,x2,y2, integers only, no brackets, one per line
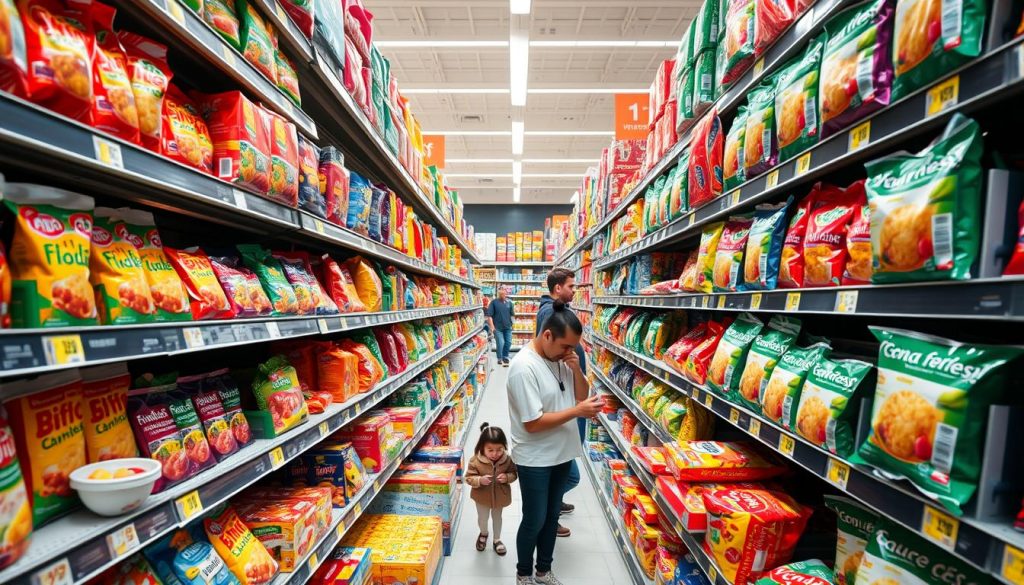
729,263,740,288
941,0,962,48
218,157,232,178
781,396,793,426
856,54,874,100
701,74,712,92
762,128,771,164
932,213,953,269
931,422,958,474
825,418,837,451
803,92,816,135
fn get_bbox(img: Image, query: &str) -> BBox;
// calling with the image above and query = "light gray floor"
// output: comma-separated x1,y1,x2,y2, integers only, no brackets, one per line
441,355,635,584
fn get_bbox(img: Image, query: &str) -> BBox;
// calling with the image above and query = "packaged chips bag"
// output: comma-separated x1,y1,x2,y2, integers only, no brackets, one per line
761,341,830,425
319,146,349,226
743,199,791,290
297,136,324,217
736,315,801,412
688,109,724,208
273,251,338,315
794,357,873,455
819,0,894,137
202,0,240,49
119,32,171,153
664,441,786,481
852,327,1023,514
237,0,276,83
707,312,764,400
695,221,725,293
81,0,140,144
275,47,300,106
319,255,367,313
754,561,834,585
120,210,192,322
347,171,373,235
252,355,308,435
723,106,747,190
128,386,191,492
775,39,822,161
804,182,861,287
843,196,872,284
167,389,216,474
197,90,271,194
824,495,879,585
238,244,298,315
204,506,279,584
90,209,156,324
267,112,299,207
162,84,214,174
684,319,729,385
172,542,240,585
891,0,986,100
864,113,982,283
856,516,987,585
754,0,798,55
19,0,92,121
744,77,778,176
178,370,239,461
720,0,757,86
5,184,98,327
712,214,753,291
778,192,815,288
0,0,28,100
345,256,382,312
208,254,272,317
211,371,252,447
81,363,138,462
165,246,233,320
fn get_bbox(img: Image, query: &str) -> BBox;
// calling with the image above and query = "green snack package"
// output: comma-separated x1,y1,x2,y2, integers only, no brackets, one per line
695,221,726,293
754,560,835,585
892,0,986,100
706,312,764,399
237,0,276,82
865,113,983,284
252,355,308,434
744,77,778,175
203,0,241,49
679,20,695,67
856,516,987,585
120,210,192,322
774,38,823,161
720,0,756,86
625,312,653,352
743,199,792,290
651,394,673,420
723,106,747,190
642,315,667,357
238,244,298,315
825,495,880,585
761,341,830,425
679,65,696,121
693,0,720,54
693,49,717,113
660,400,688,437
736,315,802,412
852,326,1024,514
668,163,687,220
794,357,874,456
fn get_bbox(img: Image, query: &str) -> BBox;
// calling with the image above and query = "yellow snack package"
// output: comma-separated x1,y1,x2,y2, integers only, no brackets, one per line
4,184,97,327
695,222,725,293
4,370,86,526
205,505,279,584
82,364,138,462
90,209,156,324
0,403,32,571
119,210,192,321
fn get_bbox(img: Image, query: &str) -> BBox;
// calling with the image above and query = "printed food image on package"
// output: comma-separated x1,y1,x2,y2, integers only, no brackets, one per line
825,495,879,585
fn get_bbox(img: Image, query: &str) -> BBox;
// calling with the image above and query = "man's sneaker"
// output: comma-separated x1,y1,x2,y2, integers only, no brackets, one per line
534,571,565,585
559,503,574,516
516,575,534,585
556,523,570,537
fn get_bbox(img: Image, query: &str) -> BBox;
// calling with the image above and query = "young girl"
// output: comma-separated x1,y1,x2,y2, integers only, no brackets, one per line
465,422,518,555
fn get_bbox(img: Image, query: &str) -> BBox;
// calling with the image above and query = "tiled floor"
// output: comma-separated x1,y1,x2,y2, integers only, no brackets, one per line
441,355,635,584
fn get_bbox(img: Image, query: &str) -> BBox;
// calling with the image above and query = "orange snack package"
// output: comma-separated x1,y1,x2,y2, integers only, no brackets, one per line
317,343,359,402
344,256,382,312
165,246,233,320
265,110,299,207
89,209,156,324
663,441,786,482
73,0,140,143
319,255,367,313
18,0,92,121
204,505,279,584
162,83,214,174
195,90,271,194
338,339,384,393
0,0,29,99
81,363,138,461
119,32,171,153
683,320,728,385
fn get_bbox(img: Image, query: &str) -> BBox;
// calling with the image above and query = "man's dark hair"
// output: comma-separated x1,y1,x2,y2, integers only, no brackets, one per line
546,267,576,293
539,300,582,338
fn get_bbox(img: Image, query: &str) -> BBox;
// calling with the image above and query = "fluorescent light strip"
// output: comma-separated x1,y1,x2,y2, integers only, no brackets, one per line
512,121,524,155
530,40,676,47
510,0,530,14
375,40,508,48
402,88,510,94
401,88,645,94
522,158,598,163
444,185,577,189
528,88,648,94
447,158,516,163
512,161,523,184
445,173,579,178
525,131,614,136
509,32,529,107
513,187,521,203
423,131,512,136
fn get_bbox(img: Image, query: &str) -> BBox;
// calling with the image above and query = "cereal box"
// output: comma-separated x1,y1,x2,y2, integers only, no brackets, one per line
380,407,422,438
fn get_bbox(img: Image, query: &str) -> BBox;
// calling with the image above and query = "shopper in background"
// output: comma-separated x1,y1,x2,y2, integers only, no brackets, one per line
508,302,603,585
465,422,518,556
487,287,515,366
535,267,585,536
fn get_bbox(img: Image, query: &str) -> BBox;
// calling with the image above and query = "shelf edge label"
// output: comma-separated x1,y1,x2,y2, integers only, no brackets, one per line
848,121,871,152
106,523,140,558
43,334,85,366
826,458,851,490
176,490,204,521
925,76,959,117
33,558,73,585
779,434,796,457
921,506,959,551
93,136,124,169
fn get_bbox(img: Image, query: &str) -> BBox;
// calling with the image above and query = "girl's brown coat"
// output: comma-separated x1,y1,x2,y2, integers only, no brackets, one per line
464,452,518,508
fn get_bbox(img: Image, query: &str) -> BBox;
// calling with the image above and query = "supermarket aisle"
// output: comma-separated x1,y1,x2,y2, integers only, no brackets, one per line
443,356,634,584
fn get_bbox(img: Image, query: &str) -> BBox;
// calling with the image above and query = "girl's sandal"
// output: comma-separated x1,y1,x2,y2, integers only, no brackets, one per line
493,541,507,556
476,533,488,551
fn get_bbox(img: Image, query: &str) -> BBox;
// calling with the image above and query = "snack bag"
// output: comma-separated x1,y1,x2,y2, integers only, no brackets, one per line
345,256,382,312
778,191,815,288
684,319,728,385
775,39,822,161
19,0,92,121
5,184,97,327
720,0,756,85
165,246,233,320
81,1,140,144
664,441,786,481
82,364,138,461
723,106,747,190
853,327,1023,514
669,161,688,219
856,517,987,585
743,199,790,290
804,182,861,287
238,244,298,315
203,0,240,49
252,356,308,435
162,84,214,174
819,0,894,137
761,342,830,425
695,221,725,293
712,214,753,291
318,146,349,226
693,0,720,54
317,344,359,403
679,248,700,291
754,561,834,585
212,371,252,447
273,251,337,315
794,357,873,455
824,495,879,585
864,113,982,283
119,210,192,321
266,111,298,207
346,171,372,234
754,0,797,55
180,371,239,460
693,49,717,113
0,0,28,99
209,254,272,317
274,48,300,106
173,542,241,585
205,506,279,584
90,210,156,324
167,390,216,473
5,371,85,526
736,315,801,412
744,78,778,175
688,109,724,208
319,256,367,312
297,136,324,217
119,33,171,153
0,403,31,571
891,0,986,100
707,312,764,399
237,0,275,82
280,0,312,38
127,388,191,492
197,91,271,194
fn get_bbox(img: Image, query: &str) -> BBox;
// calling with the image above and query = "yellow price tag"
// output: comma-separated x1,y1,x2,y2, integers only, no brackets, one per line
336,523,346,538
308,552,319,571
314,219,326,234
166,0,186,23
354,502,363,516
728,408,739,424
748,418,761,437
221,45,236,67
319,421,330,437
717,295,726,309
703,392,714,408
835,290,859,313
926,75,959,117
766,170,779,188
675,521,684,535
785,292,801,311
795,153,811,175
701,295,710,308
707,564,719,583
688,213,696,227
731,190,741,206
373,479,381,492
827,458,851,490
779,434,796,457
93,136,124,169
849,121,871,152
1001,545,1024,585
43,334,85,366
34,558,72,585
749,293,762,310
176,490,204,520
753,57,765,76
921,506,959,551
275,2,287,22
269,446,285,469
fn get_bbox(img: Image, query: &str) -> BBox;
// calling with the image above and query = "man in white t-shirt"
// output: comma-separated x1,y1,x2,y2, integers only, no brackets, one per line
507,301,604,585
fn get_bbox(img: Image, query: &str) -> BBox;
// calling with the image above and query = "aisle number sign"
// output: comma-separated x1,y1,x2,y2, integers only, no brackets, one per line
615,94,650,140
423,135,445,169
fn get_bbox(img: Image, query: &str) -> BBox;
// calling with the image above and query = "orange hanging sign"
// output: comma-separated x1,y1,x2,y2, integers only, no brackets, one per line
423,135,446,169
615,94,650,140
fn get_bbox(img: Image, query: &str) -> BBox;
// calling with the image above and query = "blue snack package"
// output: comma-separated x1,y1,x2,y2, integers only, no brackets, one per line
172,542,241,585
347,172,373,235
742,198,791,290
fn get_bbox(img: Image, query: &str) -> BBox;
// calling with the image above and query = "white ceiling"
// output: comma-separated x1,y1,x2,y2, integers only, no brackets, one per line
372,0,696,204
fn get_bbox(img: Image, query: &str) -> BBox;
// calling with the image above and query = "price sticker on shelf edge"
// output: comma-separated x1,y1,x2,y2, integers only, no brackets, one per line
265,321,281,339
717,295,726,309
166,0,185,24
749,292,762,310
1001,545,1024,585
701,295,710,308
275,2,287,22
748,418,761,437
753,57,765,76
308,552,319,572
232,189,248,210
183,327,205,349
731,190,741,206
269,446,285,469
319,421,330,437
176,490,203,521
849,121,871,152
221,45,237,67
703,392,713,408
926,75,959,117
921,506,959,551
779,434,796,456
314,219,326,234
707,564,719,584
835,290,859,313
43,334,85,366
766,170,780,189
728,408,740,424
785,292,801,311
826,458,851,490
34,558,73,585
795,153,811,176
93,136,124,169
106,523,140,558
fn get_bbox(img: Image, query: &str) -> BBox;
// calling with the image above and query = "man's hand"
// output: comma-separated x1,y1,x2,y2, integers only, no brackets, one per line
574,394,604,418
497,473,508,484
562,349,582,373
479,475,493,486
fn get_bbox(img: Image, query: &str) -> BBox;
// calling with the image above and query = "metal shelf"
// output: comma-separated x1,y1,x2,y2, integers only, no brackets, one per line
589,359,674,443
0,305,481,378
595,38,1024,271
588,331,1024,580
480,261,552,267
0,326,484,585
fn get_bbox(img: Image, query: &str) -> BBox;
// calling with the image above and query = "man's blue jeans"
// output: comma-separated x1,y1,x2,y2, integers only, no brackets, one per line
562,417,587,500
516,461,572,576
495,328,512,361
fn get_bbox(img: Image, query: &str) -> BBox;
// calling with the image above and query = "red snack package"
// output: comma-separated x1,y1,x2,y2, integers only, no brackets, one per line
387,326,409,372
195,90,271,194
683,319,729,385
178,371,240,461
273,250,337,315
162,83,214,174
319,255,367,312
372,327,401,375
75,0,140,143
272,341,317,391
1003,200,1024,275
208,254,272,317
343,36,366,108
0,0,29,98
804,182,860,287
662,323,707,374
165,246,234,320
842,181,871,285
127,389,192,492
119,32,171,153
318,146,349,226
754,0,797,55
266,108,299,207
778,193,815,288
688,109,724,209
20,0,93,121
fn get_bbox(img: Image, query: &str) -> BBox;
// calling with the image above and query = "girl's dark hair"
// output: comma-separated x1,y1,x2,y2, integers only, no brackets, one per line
475,422,508,455
539,300,583,339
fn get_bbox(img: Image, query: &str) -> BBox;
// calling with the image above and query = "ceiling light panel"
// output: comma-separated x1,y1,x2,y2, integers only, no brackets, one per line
529,40,676,47
510,0,530,14
375,40,509,48
509,32,530,107
511,121,525,155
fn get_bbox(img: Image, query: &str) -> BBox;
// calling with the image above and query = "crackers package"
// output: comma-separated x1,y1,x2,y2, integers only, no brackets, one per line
825,495,879,585
664,441,786,481
891,0,986,99
736,316,801,413
794,357,873,456
856,516,987,585
706,312,763,399
762,342,830,426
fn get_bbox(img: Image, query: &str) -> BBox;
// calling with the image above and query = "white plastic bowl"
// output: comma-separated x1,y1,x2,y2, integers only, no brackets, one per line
70,458,162,516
